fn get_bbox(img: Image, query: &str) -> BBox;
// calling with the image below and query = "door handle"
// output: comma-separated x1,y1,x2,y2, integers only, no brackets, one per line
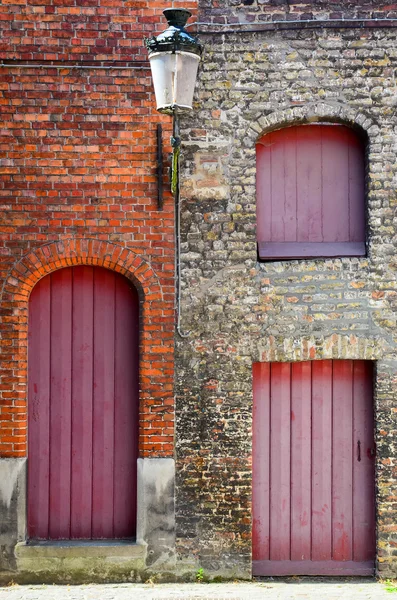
357,440,361,462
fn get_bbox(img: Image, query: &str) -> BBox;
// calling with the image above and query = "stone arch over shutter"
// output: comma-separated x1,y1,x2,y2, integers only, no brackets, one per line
247,103,378,141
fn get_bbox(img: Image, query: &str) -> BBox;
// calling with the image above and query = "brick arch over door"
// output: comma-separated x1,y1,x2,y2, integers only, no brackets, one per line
0,240,174,459
28,266,139,540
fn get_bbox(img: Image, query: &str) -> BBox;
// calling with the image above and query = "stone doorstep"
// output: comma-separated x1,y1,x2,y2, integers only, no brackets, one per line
14,540,147,575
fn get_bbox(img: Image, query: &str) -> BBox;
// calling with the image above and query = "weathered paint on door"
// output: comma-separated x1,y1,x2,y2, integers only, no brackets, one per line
28,266,139,540
253,360,375,576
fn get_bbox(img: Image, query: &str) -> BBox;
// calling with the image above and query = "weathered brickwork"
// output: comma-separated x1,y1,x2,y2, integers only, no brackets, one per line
175,1,397,579
0,0,194,62
0,0,197,460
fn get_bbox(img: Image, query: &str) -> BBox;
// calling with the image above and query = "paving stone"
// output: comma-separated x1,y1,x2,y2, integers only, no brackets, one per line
0,581,394,600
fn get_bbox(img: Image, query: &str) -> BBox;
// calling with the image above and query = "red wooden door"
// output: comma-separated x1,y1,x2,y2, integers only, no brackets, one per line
28,266,139,540
253,360,375,576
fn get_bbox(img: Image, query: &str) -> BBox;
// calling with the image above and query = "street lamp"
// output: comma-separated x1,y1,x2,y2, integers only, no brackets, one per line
146,9,202,338
146,9,202,195
146,8,202,115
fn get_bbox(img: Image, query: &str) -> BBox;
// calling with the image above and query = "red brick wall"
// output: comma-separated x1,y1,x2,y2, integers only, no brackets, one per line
0,0,197,458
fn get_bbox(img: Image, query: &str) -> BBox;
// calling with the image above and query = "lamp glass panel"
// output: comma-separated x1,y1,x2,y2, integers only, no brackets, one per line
149,51,200,112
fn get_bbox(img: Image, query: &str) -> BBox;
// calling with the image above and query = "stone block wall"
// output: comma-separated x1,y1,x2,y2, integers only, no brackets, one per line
199,1,397,22
175,1,397,579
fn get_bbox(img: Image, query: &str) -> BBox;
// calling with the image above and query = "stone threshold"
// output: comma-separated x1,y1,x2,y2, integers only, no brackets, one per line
14,540,147,583
16,539,146,557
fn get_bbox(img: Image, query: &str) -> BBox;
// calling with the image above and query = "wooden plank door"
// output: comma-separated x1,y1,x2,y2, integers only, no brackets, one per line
252,360,375,576
28,266,139,540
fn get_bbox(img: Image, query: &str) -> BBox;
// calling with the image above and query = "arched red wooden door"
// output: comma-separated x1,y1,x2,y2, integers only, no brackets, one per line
28,266,139,540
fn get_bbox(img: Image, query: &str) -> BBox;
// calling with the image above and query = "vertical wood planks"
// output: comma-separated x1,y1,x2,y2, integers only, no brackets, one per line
48,268,73,540
322,128,350,242
92,268,116,539
28,266,139,540
252,362,270,561
269,362,291,561
311,360,332,560
256,124,366,258
290,362,312,560
332,360,353,561
253,359,375,575
28,275,51,539
269,132,286,242
353,361,376,561
70,266,94,539
113,278,139,537
283,127,298,242
296,127,322,243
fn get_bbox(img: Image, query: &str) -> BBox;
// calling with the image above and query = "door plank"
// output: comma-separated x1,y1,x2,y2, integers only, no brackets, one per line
28,275,51,539
322,128,350,242
283,128,298,242
296,127,322,243
92,268,116,539
269,363,291,561
270,133,287,242
252,362,271,561
113,278,139,538
48,268,73,539
311,360,333,560
70,266,94,539
290,362,312,561
332,360,354,561
348,133,366,243
353,361,376,561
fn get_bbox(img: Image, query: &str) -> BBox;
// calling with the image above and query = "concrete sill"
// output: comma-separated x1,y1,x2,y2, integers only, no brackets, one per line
15,540,147,583
16,539,146,559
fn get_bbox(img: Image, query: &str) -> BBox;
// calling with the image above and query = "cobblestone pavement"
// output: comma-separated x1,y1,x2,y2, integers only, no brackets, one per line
0,580,395,600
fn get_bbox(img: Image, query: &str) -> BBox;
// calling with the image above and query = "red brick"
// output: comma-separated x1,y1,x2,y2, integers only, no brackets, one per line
0,1,189,458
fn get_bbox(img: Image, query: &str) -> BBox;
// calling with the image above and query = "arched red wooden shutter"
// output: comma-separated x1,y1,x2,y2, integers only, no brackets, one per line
256,124,366,260
28,266,139,540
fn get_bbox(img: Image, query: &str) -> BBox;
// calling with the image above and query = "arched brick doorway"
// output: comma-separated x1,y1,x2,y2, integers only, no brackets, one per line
28,266,139,540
